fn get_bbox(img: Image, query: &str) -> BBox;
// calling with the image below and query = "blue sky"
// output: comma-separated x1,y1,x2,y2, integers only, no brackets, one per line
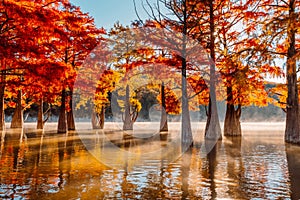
70,0,146,29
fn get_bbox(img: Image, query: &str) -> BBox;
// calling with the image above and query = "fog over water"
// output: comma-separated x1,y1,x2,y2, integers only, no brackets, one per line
0,122,299,199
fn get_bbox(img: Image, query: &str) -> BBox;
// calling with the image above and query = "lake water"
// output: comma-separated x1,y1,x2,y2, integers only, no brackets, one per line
0,122,299,199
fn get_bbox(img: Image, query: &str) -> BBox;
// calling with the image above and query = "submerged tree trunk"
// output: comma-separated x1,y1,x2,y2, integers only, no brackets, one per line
123,85,134,130
67,90,75,131
0,83,5,130
224,86,241,136
58,89,67,133
205,0,222,141
37,99,44,129
92,106,105,129
224,104,241,136
160,82,168,132
11,90,23,129
285,0,300,144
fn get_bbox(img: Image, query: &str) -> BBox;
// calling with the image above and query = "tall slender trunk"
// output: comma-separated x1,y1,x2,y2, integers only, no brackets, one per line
58,89,67,133
11,90,23,129
160,82,168,132
67,90,75,131
181,1,193,150
285,0,299,144
123,85,133,130
37,98,44,129
0,83,5,130
224,86,241,136
205,0,222,140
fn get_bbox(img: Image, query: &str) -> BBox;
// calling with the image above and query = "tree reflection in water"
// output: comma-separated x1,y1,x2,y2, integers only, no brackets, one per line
286,144,300,200
0,129,298,199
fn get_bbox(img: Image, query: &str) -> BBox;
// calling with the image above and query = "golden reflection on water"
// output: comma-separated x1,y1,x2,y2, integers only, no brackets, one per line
0,126,299,199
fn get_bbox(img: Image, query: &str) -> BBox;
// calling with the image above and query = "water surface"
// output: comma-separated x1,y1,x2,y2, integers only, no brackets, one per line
0,122,299,199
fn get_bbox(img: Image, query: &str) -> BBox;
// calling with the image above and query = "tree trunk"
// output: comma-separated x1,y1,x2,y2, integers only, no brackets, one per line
224,86,241,136
58,89,67,133
123,85,133,130
37,98,44,129
67,90,75,131
205,0,222,141
99,106,105,129
285,0,299,144
160,82,168,132
92,106,105,129
105,92,113,119
67,110,75,131
11,90,23,129
224,104,241,136
181,2,193,150
0,83,5,130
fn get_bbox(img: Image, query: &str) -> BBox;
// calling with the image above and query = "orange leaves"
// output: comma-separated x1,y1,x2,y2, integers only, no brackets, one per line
157,86,181,115
247,38,260,47
7,101,16,108
276,44,288,57
260,64,283,78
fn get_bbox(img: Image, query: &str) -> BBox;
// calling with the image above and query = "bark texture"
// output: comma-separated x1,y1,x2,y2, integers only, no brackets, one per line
224,86,241,136
160,82,168,132
11,90,23,129
37,99,44,129
58,89,67,133
0,83,5,130
181,1,193,150
67,90,75,131
285,0,300,144
205,0,222,141
123,85,134,130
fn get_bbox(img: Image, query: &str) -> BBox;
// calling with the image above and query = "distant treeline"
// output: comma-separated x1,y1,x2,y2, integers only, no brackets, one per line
4,84,285,123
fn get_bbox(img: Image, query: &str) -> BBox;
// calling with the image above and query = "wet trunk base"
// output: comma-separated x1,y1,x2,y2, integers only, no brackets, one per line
224,104,241,137
285,107,300,144
205,98,222,141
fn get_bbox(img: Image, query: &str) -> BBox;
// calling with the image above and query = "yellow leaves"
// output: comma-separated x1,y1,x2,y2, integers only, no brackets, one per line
130,98,142,112
269,84,287,109
246,89,270,107
117,97,142,113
